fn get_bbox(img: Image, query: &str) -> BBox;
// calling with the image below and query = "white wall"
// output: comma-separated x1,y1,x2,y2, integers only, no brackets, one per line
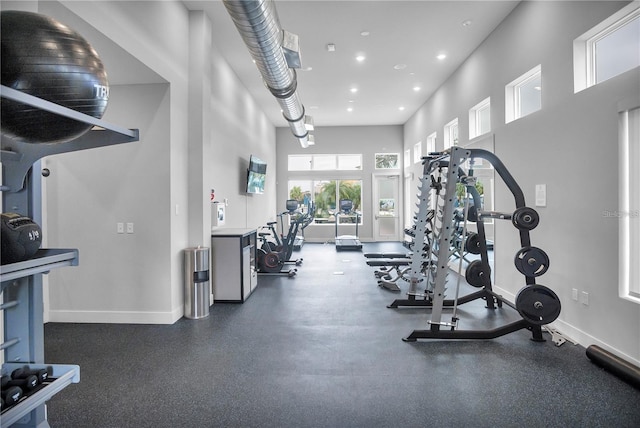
276,125,404,242
404,0,640,363
4,1,277,323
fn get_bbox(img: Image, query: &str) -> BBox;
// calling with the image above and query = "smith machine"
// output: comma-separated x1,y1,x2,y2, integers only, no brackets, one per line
390,146,561,342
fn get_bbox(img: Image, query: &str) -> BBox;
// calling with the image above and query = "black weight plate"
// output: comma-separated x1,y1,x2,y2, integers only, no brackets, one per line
515,284,561,325
464,259,486,288
464,232,482,255
512,207,540,231
514,247,550,277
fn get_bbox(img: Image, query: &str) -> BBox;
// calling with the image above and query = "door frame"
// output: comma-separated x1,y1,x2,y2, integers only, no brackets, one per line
371,172,402,241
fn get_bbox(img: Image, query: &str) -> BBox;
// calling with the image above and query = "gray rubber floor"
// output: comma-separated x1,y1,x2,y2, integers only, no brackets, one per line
44,242,640,427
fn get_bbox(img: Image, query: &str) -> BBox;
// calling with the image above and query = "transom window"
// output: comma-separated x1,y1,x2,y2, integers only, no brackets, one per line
375,153,400,169
426,132,436,155
444,118,459,150
288,154,362,171
413,141,422,164
574,2,640,92
469,98,491,139
506,65,542,123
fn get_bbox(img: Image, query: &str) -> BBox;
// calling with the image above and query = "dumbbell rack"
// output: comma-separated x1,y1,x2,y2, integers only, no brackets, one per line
1,85,138,427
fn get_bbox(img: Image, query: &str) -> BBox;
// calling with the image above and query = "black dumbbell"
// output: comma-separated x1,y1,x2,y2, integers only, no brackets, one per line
1,384,23,407
12,366,50,384
3,374,39,392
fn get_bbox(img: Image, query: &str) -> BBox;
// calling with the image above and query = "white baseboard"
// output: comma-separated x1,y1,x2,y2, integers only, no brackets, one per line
493,284,640,367
47,306,183,325
548,318,640,367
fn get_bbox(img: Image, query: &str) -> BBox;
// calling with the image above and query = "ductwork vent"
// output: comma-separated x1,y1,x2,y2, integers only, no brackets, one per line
223,0,311,148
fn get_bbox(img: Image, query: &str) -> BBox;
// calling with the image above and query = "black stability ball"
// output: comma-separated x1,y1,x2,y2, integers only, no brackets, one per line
1,10,109,144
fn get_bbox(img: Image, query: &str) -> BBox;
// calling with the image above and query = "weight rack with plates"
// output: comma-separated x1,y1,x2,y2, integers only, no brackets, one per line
390,146,560,342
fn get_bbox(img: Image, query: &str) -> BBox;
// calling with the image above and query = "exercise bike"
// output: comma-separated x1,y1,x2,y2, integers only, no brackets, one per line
257,200,308,276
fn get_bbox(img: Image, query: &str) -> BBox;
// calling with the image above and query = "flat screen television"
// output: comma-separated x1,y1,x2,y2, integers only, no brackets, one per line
249,155,267,174
246,155,267,194
246,170,266,194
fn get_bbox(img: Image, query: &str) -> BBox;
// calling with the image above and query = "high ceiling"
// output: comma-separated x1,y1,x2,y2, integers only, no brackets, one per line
184,0,520,128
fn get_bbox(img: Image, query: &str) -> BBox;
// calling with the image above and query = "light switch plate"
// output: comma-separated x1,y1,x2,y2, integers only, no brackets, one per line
535,184,546,207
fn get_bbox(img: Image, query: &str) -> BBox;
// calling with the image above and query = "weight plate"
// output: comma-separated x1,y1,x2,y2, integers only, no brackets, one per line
465,259,486,288
515,284,561,325
514,246,550,277
464,232,482,255
512,207,540,231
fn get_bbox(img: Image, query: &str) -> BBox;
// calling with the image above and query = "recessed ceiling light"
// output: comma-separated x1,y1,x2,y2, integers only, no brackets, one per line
347,107,353,112
350,87,358,93
436,54,447,60
462,19,472,27
360,30,370,36
393,63,407,70
327,43,336,52
348,100,355,103
413,86,421,92
399,106,405,111
355,54,366,62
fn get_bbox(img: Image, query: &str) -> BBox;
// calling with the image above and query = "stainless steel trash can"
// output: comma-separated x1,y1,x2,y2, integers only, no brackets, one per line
184,247,210,319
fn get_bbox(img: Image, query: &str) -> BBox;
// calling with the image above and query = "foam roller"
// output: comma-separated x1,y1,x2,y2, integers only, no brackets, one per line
586,345,640,390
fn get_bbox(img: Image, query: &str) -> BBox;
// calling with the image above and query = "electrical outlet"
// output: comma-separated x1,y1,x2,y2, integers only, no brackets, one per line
572,288,578,301
580,291,589,306
126,222,134,234
117,222,124,234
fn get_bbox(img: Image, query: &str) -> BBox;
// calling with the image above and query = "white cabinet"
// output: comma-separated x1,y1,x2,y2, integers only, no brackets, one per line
211,229,257,303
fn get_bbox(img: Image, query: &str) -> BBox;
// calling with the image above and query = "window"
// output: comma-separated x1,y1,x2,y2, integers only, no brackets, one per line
313,155,337,170
444,118,459,150
426,132,436,155
413,141,422,164
574,2,640,92
375,153,399,169
288,154,363,225
506,65,542,123
288,179,362,224
288,154,362,171
469,98,491,139
337,154,362,170
619,106,640,303
288,155,311,171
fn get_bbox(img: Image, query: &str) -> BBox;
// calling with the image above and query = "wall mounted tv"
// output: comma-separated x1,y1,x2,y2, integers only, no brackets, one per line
246,155,267,194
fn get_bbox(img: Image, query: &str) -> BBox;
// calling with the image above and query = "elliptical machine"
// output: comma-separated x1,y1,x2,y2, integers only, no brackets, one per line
293,201,315,250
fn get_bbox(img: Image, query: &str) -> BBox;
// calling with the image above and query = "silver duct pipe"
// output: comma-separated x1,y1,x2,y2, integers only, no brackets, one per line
223,0,310,148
